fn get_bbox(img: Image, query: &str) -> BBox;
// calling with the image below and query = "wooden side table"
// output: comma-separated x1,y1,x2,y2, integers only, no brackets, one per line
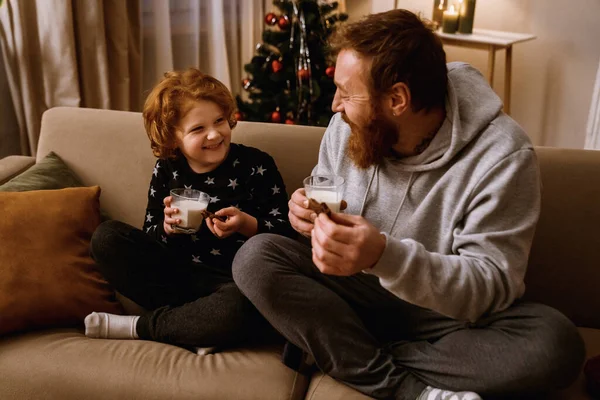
436,29,536,115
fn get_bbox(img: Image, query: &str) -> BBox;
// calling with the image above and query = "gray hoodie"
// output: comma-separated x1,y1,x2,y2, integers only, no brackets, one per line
313,62,541,322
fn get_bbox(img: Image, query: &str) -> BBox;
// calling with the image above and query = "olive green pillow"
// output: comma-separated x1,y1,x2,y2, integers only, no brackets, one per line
0,152,111,220
0,151,83,192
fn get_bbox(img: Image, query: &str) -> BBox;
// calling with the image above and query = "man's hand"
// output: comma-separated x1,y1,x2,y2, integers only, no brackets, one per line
288,188,317,237
311,212,386,276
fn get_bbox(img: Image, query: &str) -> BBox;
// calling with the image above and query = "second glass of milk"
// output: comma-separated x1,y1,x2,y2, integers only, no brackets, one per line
303,175,345,212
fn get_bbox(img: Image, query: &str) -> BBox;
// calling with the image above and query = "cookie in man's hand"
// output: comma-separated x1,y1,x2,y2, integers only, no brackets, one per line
307,198,348,217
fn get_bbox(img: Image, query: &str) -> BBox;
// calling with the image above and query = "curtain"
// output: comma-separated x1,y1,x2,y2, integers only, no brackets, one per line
141,0,265,97
0,0,142,157
585,58,600,150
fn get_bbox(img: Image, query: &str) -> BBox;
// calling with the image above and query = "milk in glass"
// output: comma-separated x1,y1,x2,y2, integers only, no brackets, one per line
306,189,342,212
174,198,210,230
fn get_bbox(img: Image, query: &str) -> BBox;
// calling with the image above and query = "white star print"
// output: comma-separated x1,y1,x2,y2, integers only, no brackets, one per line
236,239,246,243
172,170,179,180
265,221,274,229
256,165,267,175
192,255,201,263
146,225,152,233
153,163,160,177
191,234,198,242
271,185,280,195
205,177,215,185
210,249,221,256
269,208,281,216
210,196,220,203
184,185,192,189
228,178,238,190
150,186,156,197
146,212,154,222
233,159,240,167
161,235,167,243
250,167,255,175
277,219,285,223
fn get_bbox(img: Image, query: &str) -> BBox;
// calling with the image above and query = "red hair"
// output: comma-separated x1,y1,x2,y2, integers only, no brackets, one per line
142,68,237,159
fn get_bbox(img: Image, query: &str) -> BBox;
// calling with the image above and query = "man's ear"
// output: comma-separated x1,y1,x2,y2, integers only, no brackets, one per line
389,82,410,117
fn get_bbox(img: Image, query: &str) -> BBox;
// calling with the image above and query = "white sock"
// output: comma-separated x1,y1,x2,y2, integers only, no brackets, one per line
84,312,139,339
194,346,218,355
417,386,482,400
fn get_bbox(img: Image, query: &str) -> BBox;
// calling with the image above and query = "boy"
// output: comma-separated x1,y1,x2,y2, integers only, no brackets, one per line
84,68,293,352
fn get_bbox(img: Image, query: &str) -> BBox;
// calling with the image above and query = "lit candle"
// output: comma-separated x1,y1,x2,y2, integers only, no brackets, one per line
458,0,476,34
442,5,459,34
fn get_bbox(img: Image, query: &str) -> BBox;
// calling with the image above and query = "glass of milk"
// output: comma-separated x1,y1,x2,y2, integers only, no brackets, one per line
170,188,210,234
303,175,345,213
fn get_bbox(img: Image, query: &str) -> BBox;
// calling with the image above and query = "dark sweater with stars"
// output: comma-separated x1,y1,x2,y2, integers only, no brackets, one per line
143,143,294,271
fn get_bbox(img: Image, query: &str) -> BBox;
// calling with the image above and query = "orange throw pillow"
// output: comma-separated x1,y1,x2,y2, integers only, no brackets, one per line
0,186,122,335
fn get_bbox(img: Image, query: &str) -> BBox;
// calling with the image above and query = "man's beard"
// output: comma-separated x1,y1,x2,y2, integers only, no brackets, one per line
344,108,398,169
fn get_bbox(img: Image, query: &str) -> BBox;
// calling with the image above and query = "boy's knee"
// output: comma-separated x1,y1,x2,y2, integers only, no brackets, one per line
90,220,130,260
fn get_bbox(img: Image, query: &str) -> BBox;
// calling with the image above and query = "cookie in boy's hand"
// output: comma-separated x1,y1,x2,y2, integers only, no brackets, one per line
200,209,227,222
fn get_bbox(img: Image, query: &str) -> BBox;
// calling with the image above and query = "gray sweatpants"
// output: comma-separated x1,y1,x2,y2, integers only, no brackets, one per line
232,234,585,400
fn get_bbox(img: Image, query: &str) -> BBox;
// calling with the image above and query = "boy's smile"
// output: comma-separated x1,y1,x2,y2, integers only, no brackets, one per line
176,99,232,173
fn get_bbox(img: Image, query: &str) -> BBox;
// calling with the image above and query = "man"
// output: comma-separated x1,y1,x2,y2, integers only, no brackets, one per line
233,9,584,400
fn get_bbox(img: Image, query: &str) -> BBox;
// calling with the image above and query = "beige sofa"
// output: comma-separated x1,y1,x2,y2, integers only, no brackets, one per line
0,106,599,399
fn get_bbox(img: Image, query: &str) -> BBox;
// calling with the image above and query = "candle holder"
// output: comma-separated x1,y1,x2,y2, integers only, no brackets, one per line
432,0,448,30
458,0,477,34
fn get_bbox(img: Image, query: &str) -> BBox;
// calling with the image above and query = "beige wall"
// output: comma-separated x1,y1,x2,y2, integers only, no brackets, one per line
345,0,600,148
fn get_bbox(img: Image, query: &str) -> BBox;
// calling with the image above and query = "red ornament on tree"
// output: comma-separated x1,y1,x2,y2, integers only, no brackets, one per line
265,12,278,26
325,66,336,78
271,59,283,73
297,68,310,81
235,111,243,121
271,111,281,123
285,118,295,125
242,78,252,90
277,15,290,30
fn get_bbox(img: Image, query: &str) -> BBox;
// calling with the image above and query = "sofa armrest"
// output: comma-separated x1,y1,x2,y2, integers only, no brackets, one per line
0,156,36,185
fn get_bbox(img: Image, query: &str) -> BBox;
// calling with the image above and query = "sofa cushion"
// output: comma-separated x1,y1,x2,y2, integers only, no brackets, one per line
0,187,122,336
0,329,309,400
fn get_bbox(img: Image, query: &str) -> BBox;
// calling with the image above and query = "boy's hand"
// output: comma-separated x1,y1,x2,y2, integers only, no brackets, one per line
163,196,182,235
205,207,257,239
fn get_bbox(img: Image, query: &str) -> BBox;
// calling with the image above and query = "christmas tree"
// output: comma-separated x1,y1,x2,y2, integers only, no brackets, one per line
236,0,348,127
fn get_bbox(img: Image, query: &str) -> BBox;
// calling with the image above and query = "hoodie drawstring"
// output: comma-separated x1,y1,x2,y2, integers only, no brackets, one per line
389,172,416,235
359,165,378,217
358,165,416,236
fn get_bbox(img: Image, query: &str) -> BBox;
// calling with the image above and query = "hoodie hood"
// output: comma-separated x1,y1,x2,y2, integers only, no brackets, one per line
394,62,503,172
